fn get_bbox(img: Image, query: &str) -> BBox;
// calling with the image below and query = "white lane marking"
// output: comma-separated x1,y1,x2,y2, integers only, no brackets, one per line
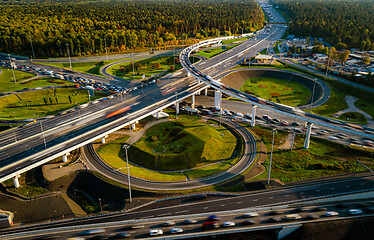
269,197,274,199
253,199,258,202
284,194,290,197
316,189,320,192
360,183,365,185
175,210,189,214
237,202,242,204
300,192,304,195
204,207,208,210
158,213,171,217
331,187,335,190
221,204,226,207
346,185,350,187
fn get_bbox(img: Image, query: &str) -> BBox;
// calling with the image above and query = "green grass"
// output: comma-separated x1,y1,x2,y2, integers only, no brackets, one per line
0,67,37,92
355,100,374,119
3,170,48,197
273,40,282,54
239,77,311,107
221,37,250,45
185,157,239,180
338,112,368,125
195,43,241,59
107,56,184,80
128,118,236,171
249,126,372,183
0,88,107,119
260,49,268,54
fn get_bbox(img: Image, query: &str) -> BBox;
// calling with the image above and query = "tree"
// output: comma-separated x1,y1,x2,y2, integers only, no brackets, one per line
362,56,371,65
49,96,53,104
43,98,48,105
339,50,350,63
335,42,347,50
68,95,72,104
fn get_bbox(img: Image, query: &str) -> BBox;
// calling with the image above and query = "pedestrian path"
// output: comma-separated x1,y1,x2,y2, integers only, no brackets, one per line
332,95,374,128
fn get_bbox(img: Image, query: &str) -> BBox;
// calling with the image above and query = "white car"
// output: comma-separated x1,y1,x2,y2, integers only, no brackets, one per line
244,212,259,218
323,211,339,217
222,221,235,227
348,209,363,215
149,229,163,236
170,228,183,234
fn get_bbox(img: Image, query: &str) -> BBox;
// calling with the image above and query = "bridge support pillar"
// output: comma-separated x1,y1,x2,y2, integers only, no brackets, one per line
13,176,20,188
176,102,180,115
204,88,208,96
187,72,191,77
191,94,196,109
131,123,136,130
101,135,108,144
251,105,257,127
62,153,69,163
214,90,222,109
304,122,313,149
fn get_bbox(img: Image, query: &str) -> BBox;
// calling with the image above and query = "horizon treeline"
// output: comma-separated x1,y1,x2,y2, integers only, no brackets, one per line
0,0,265,58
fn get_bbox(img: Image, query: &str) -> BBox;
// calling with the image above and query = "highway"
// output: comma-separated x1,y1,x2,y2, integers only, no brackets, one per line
82,116,256,190
1,174,373,238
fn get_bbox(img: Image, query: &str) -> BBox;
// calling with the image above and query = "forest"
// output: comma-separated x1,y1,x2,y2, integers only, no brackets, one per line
0,0,265,57
271,0,374,50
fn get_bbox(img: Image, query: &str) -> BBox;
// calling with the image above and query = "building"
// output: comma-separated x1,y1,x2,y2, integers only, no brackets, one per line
254,54,274,64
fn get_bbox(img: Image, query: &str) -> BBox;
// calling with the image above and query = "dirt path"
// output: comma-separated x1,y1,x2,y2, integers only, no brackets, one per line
278,132,294,150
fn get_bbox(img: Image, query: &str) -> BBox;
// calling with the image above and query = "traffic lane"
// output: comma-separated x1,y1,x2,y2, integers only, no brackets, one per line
11,200,374,239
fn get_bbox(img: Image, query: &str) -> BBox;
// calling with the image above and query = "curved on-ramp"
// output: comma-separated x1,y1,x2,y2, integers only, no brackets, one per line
82,117,258,191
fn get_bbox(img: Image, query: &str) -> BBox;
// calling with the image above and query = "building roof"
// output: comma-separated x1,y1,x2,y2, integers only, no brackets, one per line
255,54,273,60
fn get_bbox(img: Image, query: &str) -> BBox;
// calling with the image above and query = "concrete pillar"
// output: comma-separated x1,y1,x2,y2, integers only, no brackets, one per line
13,176,20,188
101,137,106,144
62,153,69,163
214,90,222,109
191,94,196,109
251,105,257,127
176,102,180,114
132,123,136,130
187,72,191,77
204,88,208,96
304,122,313,149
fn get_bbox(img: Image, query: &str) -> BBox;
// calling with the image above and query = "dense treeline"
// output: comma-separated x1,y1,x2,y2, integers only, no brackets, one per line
0,0,265,57
271,0,374,50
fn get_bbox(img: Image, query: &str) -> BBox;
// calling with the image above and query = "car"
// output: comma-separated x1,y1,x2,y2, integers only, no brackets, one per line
323,211,339,217
206,215,221,221
162,221,175,226
149,229,163,236
202,221,219,229
348,209,363,215
244,212,259,218
243,219,257,225
222,221,235,227
294,207,307,213
263,115,272,121
305,214,319,220
79,229,105,236
268,217,282,223
113,232,131,239
284,214,302,221
272,118,280,123
335,203,348,209
269,210,281,215
281,120,289,126
196,194,207,200
364,206,374,213
312,206,327,212
170,228,183,234
183,219,197,224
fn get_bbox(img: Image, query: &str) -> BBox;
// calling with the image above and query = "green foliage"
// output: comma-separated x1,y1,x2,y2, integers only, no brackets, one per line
272,0,374,50
0,0,265,57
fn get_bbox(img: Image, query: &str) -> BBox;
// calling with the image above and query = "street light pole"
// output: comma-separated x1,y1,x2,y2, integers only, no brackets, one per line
98,197,103,213
8,54,16,83
173,45,176,71
10,125,17,143
104,38,109,62
131,52,135,81
309,78,317,113
29,35,35,60
290,115,297,151
66,43,72,69
76,103,81,119
123,144,132,203
267,128,277,185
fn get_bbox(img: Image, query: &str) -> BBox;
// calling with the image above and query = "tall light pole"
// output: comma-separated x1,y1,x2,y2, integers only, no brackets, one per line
8,54,16,83
29,35,35,60
66,43,72,69
76,103,81,119
325,49,330,78
309,78,317,113
290,115,297,151
10,125,17,143
98,197,103,213
173,45,176,71
123,144,132,203
267,128,277,185
104,38,109,62
131,52,135,81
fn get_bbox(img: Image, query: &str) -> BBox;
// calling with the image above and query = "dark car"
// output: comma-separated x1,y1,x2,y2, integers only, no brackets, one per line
269,210,281,215
183,219,197,224
243,219,257,225
305,214,319,220
196,194,208,200
312,206,327,212
113,232,131,239
202,221,219,229
206,215,221,221
268,217,281,223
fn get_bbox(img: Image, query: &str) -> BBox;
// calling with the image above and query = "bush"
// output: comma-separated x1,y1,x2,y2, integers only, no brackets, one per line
151,135,158,142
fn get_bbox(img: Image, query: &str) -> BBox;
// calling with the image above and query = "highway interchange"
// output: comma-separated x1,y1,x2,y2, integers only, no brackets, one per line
0,0,373,238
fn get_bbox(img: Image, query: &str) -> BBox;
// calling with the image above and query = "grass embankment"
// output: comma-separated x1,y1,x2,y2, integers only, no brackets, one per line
247,126,372,183
239,77,310,107
338,112,368,125
221,37,250,45
0,88,107,119
233,61,374,120
195,43,241,59
0,67,36,92
107,56,198,81
3,170,48,197
97,115,242,182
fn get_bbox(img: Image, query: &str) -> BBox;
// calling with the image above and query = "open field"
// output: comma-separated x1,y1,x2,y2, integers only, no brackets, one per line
195,43,241,59
239,77,311,106
246,126,371,183
0,67,37,92
0,88,107,119
338,112,368,125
